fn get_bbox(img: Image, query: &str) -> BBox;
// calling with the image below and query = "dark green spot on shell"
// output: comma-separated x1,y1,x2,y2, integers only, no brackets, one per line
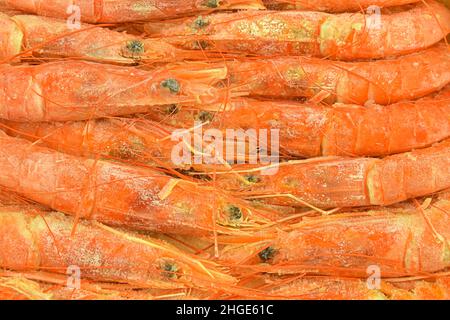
193,16,210,29
122,40,145,60
175,169,212,181
109,144,134,159
259,247,276,262
126,40,145,54
108,137,144,160
161,79,180,94
227,205,243,221
161,261,179,279
244,174,260,184
204,0,220,8
197,111,214,122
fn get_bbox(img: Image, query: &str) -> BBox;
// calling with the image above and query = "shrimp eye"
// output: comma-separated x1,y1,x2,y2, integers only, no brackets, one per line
126,40,145,54
244,174,260,184
161,261,179,279
166,104,180,114
227,205,243,221
204,0,220,8
258,247,277,263
197,111,214,122
194,16,210,29
161,79,180,93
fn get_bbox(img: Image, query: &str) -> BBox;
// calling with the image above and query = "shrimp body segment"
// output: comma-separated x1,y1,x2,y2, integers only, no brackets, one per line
214,139,450,208
0,206,236,289
0,14,212,64
4,0,265,23
145,1,450,60
0,60,227,121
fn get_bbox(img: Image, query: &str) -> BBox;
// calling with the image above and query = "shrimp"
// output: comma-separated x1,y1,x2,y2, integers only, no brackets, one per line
210,139,450,208
140,85,450,158
0,270,214,299
218,192,450,277
266,275,450,300
0,131,272,236
144,1,450,60
0,116,251,174
0,14,218,64
2,272,450,300
0,205,237,291
0,118,184,168
3,0,265,23
0,274,157,300
263,0,421,12
222,42,450,105
0,60,228,121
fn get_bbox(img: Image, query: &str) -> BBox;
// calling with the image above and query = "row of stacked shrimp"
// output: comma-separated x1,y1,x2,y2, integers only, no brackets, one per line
0,0,449,300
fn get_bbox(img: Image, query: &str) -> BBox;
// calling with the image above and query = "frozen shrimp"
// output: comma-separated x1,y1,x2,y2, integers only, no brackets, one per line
0,14,218,64
0,115,254,171
144,1,450,60
0,132,272,236
211,139,450,208
0,274,157,300
141,85,450,158
267,275,450,300
263,0,421,12
0,205,236,290
3,0,265,23
0,118,183,168
0,116,245,173
223,42,450,104
219,193,450,277
0,60,228,121
0,270,214,299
